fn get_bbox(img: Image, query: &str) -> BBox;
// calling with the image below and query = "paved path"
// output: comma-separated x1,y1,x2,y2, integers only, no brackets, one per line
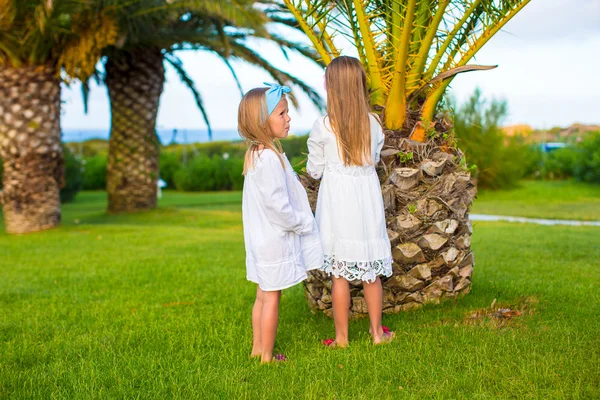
470,214,600,227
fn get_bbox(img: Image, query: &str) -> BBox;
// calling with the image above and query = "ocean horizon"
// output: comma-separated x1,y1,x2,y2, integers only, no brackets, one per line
62,128,311,144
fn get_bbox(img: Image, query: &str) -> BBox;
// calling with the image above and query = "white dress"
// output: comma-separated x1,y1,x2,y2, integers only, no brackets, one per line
307,115,392,283
243,149,323,291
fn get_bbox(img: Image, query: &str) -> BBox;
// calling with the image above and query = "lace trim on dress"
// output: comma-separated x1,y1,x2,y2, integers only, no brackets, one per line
323,255,393,283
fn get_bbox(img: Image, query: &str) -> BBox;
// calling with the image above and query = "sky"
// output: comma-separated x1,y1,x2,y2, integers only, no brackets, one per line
61,0,600,134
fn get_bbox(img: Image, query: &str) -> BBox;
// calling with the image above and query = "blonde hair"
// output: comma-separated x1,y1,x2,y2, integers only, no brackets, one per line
325,56,373,166
237,87,285,174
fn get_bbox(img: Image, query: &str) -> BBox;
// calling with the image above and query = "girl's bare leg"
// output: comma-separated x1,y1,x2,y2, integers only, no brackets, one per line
364,277,394,344
260,290,282,363
331,276,350,347
251,286,263,357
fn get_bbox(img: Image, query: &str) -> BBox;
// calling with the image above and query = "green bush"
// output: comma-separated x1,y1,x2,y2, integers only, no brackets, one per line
281,134,309,159
159,151,182,189
82,155,107,190
453,89,531,189
572,131,600,183
60,146,84,203
173,155,244,191
538,147,577,180
163,141,246,161
529,131,599,183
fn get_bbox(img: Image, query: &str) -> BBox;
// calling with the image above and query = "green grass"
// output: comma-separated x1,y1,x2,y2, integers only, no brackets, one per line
472,180,600,221
1,191,599,399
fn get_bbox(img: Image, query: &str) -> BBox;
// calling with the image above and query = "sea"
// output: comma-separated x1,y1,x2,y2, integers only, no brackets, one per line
62,128,311,144
62,129,242,144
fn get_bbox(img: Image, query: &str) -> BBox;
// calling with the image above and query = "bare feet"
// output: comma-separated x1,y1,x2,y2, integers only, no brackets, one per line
322,338,349,348
260,353,287,363
371,326,396,345
250,351,261,359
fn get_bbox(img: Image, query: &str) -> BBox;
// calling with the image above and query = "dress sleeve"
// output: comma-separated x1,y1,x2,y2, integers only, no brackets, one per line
254,153,314,235
373,116,385,164
307,118,326,180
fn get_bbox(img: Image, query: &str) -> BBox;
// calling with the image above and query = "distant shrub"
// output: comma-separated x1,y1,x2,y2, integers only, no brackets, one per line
82,155,107,190
159,151,182,189
572,131,600,183
528,131,599,183
453,89,532,189
173,155,244,191
538,147,577,180
60,146,84,203
281,134,309,159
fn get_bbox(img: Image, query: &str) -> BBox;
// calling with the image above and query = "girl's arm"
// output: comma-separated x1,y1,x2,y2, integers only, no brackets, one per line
307,119,326,179
374,121,385,164
255,154,313,235
372,114,385,164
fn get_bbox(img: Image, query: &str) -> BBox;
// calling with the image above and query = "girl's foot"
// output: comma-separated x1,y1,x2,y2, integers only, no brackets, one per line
372,326,396,345
322,338,348,348
250,346,262,358
261,353,287,363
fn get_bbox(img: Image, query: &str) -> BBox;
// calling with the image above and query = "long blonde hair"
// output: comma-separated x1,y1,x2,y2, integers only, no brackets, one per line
238,87,285,174
325,56,372,166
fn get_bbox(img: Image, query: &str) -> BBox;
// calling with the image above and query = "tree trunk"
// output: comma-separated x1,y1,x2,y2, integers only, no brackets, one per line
105,48,165,213
0,65,64,234
301,115,476,318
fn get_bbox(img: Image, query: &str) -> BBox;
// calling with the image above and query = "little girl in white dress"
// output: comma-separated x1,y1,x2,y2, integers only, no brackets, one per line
307,56,394,347
239,83,322,363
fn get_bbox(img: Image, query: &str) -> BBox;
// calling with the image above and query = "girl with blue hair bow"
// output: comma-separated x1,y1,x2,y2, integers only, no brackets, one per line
238,83,323,363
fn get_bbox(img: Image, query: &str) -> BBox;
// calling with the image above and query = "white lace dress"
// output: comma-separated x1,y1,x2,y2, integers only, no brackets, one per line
307,115,392,283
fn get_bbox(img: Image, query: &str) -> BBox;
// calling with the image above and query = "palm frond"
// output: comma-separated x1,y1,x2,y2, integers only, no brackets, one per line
164,52,212,140
284,0,531,129
226,41,325,112
217,54,244,97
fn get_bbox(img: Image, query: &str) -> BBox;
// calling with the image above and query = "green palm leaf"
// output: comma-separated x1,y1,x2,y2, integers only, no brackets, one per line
282,0,531,130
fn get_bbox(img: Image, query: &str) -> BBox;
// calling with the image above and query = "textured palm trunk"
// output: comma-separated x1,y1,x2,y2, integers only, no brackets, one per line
302,114,476,318
0,65,64,234
105,48,165,213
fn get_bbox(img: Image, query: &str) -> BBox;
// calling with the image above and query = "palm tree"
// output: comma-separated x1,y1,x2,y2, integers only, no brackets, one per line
99,0,325,213
284,0,531,316
0,0,116,234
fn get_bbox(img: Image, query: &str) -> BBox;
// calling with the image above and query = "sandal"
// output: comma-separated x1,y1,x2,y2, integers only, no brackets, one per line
375,326,395,345
322,338,348,348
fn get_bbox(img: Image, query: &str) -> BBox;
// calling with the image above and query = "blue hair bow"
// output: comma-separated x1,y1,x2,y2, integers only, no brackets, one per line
264,82,291,116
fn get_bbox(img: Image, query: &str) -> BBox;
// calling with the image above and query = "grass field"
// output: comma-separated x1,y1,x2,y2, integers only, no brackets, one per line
472,180,600,221
1,189,599,399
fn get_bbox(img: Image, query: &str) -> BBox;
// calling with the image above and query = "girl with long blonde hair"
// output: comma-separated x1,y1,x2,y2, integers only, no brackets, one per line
307,56,394,347
239,83,323,363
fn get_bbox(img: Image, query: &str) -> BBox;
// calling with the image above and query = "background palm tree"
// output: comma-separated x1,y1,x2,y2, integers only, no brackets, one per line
97,0,325,213
283,0,531,316
0,0,116,234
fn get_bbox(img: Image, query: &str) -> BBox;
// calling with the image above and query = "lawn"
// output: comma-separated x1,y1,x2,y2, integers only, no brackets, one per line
1,191,599,399
472,180,600,221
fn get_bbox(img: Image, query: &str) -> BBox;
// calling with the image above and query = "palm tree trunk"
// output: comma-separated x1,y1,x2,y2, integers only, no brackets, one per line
0,65,64,234
105,48,165,213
